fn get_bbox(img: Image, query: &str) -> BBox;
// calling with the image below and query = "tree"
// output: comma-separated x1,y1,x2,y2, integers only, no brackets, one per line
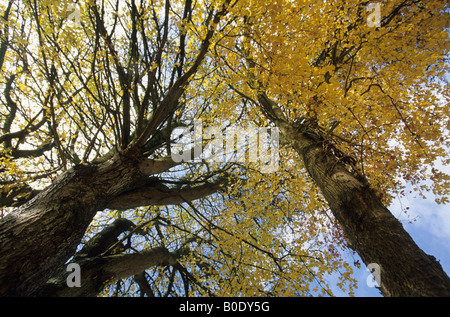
212,0,450,296
1,0,449,298
0,0,236,296
0,0,355,297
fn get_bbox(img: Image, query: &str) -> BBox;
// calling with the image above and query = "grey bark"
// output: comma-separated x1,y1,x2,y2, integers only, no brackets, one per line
0,154,143,296
257,93,450,297
37,247,179,297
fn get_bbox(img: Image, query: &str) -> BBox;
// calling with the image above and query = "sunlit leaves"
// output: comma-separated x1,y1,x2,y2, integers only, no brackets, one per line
2,0,449,297
214,0,450,205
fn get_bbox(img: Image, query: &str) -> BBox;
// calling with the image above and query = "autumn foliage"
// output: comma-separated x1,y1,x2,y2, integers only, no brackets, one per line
0,0,449,297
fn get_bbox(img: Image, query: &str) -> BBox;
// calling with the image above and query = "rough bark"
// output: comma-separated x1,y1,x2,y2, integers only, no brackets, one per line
22,214,181,296
0,151,225,296
258,93,450,297
107,180,226,210
301,136,450,296
36,247,180,297
73,218,138,261
0,154,144,296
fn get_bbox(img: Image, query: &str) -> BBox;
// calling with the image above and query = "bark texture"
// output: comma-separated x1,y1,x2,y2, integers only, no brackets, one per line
258,93,450,297
23,215,182,296
0,152,224,296
37,247,179,297
0,154,144,296
301,136,450,296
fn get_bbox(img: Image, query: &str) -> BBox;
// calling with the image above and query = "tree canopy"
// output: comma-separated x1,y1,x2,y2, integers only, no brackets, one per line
0,0,449,297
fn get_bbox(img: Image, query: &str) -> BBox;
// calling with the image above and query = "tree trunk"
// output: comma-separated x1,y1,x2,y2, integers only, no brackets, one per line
36,247,179,297
0,154,143,296
300,134,450,296
258,94,450,296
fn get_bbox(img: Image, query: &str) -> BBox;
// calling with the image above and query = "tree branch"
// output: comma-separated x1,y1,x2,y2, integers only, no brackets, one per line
134,271,154,297
130,1,232,150
106,179,226,211
37,247,180,297
138,157,179,175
